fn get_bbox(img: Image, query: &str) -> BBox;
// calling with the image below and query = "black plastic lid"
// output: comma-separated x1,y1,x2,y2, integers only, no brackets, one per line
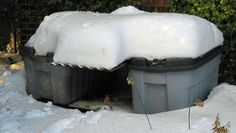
128,46,222,72
21,46,222,72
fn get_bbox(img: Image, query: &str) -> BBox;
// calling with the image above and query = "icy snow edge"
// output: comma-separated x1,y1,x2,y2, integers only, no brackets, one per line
26,6,224,70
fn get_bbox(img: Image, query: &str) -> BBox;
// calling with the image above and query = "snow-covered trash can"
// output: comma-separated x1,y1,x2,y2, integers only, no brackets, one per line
129,46,222,114
20,46,114,105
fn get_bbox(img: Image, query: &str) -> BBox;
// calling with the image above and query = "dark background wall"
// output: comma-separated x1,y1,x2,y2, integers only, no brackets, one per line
16,0,170,46
18,0,51,45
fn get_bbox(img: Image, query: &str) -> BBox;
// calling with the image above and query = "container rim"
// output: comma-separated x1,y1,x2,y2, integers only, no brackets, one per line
128,45,223,72
20,45,222,72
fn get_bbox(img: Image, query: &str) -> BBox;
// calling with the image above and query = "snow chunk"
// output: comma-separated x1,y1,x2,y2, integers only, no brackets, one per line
42,113,83,133
111,6,145,14
26,6,224,69
27,95,36,104
25,109,48,119
42,118,75,133
46,101,53,107
85,111,102,125
82,22,92,28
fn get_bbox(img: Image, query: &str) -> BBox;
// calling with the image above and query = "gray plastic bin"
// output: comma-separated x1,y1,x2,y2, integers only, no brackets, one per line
20,46,114,105
129,46,222,114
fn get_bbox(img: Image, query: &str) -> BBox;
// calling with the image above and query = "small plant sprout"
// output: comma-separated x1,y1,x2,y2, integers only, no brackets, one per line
195,99,204,107
212,114,230,133
104,95,111,107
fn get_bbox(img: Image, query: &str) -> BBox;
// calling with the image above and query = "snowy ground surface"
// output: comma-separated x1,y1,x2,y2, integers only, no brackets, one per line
0,65,236,133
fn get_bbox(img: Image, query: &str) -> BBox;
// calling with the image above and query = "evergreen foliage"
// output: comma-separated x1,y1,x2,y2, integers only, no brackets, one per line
170,0,236,84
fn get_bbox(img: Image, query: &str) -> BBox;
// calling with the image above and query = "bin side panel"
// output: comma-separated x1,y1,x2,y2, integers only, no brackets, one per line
167,55,220,110
50,66,77,105
22,46,117,105
33,61,53,100
144,83,168,113
143,72,166,84
131,70,168,114
131,70,145,113
131,54,221,114
23,58,35,94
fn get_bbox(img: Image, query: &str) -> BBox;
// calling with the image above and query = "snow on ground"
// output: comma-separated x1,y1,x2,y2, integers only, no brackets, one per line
0,66,236,133
26,6,223,69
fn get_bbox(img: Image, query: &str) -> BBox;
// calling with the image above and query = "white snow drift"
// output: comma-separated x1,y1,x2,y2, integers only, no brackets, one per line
26,6,224,69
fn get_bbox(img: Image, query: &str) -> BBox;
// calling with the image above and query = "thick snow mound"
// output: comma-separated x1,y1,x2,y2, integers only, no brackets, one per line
26,6,224,69
111,6,145,14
